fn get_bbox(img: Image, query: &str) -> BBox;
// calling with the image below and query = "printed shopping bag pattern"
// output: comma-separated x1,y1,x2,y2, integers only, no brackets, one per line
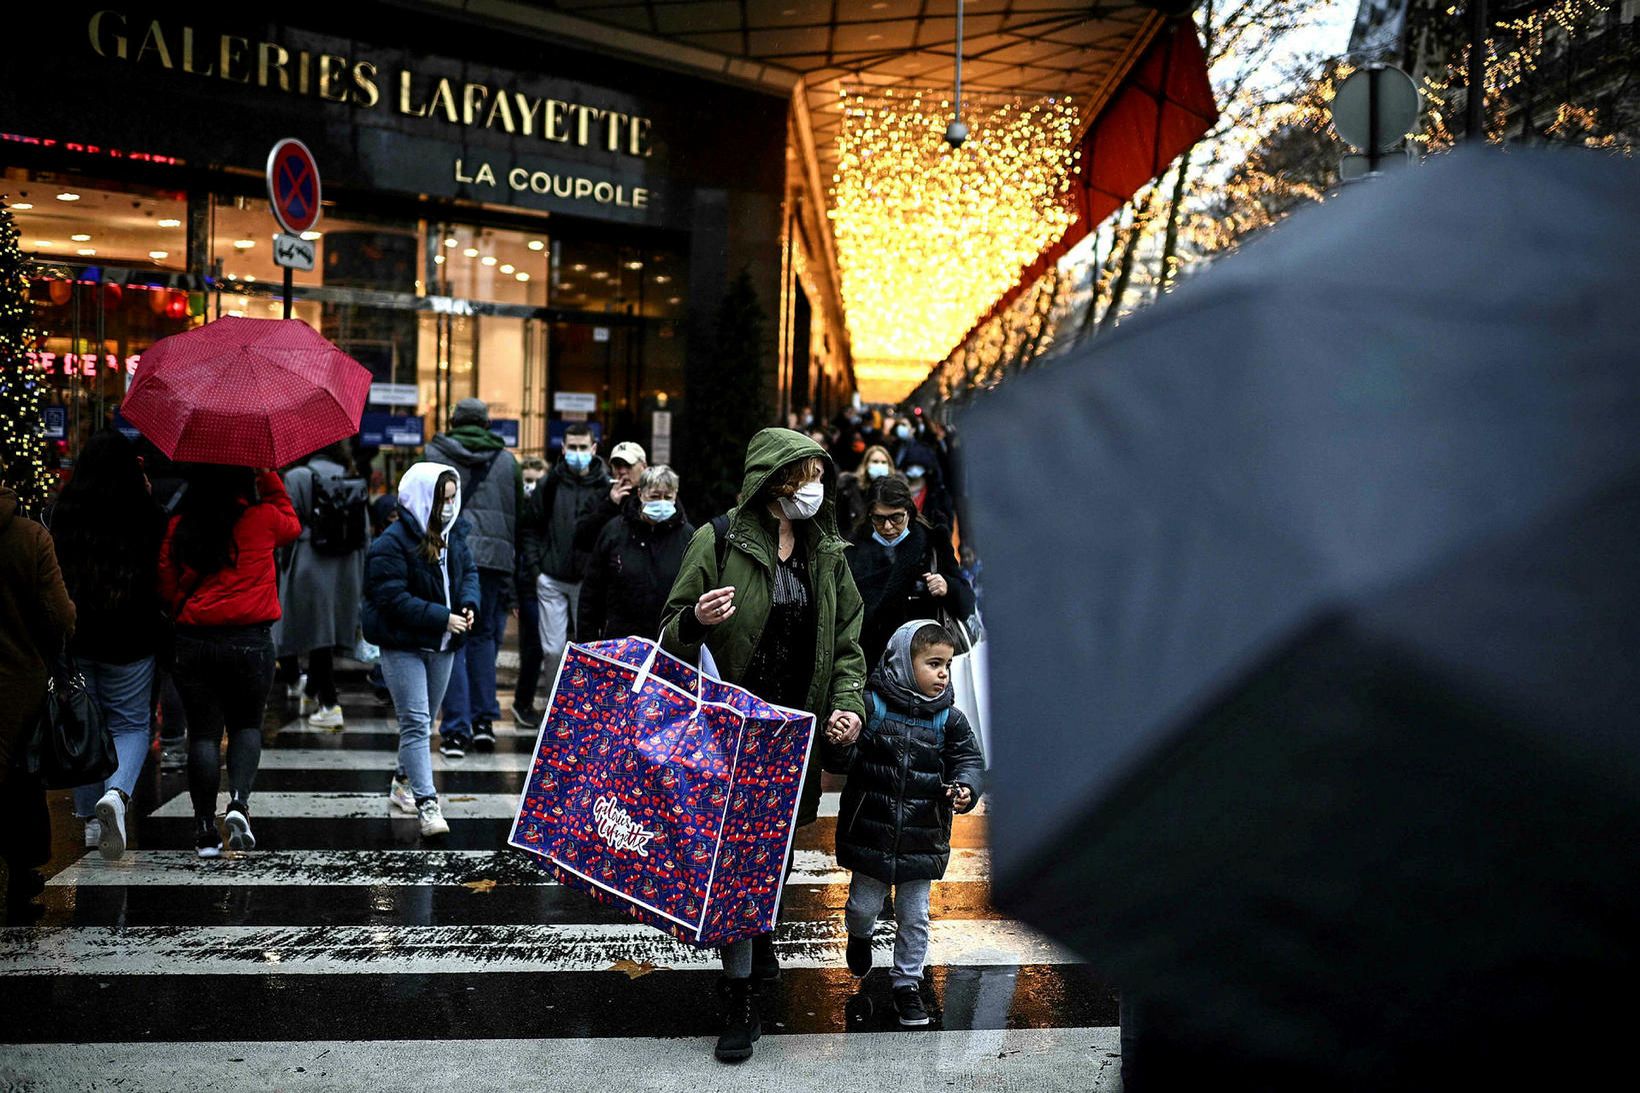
510,637,815,947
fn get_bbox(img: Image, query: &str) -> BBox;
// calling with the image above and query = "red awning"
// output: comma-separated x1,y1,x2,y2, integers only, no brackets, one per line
946,18,1219,355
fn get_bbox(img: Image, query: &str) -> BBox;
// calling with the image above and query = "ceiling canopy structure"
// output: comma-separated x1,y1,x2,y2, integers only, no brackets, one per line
482,1,1208,396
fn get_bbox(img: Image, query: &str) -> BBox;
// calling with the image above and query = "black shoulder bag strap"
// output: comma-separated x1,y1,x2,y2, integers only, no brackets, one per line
711,514,732,579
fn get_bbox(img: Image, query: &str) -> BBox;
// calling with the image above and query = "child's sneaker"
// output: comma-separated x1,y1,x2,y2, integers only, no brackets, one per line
892,984,930,1027
389,775,417,814
417,798,450,837
846,934,873,978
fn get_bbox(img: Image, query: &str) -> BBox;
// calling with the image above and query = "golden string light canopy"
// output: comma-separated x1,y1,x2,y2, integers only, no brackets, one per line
829,89,1081,391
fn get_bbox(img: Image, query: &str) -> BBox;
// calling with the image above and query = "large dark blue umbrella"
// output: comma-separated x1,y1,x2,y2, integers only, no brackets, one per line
963,148,1640,1088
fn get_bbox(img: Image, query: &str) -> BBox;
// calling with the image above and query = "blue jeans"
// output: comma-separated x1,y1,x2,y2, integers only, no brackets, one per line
439,570,507,738
846,873,934,989
72,656,156,817
382,648,456,802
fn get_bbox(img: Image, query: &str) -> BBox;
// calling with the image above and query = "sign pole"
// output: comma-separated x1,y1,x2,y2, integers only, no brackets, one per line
266,138,321,316
1367,65,1381,175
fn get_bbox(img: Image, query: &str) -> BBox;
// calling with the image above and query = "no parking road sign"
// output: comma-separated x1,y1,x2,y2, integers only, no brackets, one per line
266,138,321,235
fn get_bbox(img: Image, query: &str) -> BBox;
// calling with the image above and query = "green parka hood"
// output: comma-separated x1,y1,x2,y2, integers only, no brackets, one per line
727,427,844,558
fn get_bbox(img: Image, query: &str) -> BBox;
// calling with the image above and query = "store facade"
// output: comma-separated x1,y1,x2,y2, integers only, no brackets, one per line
0,1,852,476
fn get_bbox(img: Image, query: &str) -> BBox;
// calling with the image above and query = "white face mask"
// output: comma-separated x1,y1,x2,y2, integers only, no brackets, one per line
777,481,824,521
440,502,456,524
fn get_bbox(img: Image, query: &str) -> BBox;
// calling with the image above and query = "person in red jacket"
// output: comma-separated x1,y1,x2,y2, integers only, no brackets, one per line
159,465,301,858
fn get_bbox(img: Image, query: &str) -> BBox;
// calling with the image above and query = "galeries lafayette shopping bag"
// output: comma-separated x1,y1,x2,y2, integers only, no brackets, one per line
508,637,816,947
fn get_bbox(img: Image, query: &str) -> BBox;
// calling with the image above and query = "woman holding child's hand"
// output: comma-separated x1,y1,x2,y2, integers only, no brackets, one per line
662,428,868,1066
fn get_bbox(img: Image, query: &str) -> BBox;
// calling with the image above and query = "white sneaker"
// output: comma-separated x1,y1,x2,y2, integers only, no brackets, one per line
94,789,128,861
84,818,102,849
287,673,308,700
307,705,345,730
389,775,417,814
417,798,450,837
224,805,256,851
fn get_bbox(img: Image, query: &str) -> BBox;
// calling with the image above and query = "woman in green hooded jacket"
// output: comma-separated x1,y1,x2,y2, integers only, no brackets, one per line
661,426,867,1064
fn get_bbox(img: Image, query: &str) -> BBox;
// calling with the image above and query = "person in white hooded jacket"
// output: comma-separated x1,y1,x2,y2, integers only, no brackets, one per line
360,463,480,836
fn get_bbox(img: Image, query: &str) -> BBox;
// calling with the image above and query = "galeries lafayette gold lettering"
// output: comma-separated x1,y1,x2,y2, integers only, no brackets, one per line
86,10,654,158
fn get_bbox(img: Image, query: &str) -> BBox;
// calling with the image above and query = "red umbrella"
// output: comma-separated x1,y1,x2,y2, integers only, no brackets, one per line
123,316,371,467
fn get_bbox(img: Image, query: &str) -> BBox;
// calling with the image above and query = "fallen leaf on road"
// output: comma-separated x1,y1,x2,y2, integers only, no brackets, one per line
462,879,498,893
609,958,664,979
448,796,478,802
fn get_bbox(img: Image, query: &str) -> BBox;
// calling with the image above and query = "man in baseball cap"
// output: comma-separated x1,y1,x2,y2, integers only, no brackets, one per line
574,440,648,551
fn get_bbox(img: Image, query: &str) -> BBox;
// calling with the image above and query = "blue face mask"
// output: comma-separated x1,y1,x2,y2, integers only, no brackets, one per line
895,424,913,440
563,450,592,471
873,527,911,548
642,499,676,522
866,463,890,479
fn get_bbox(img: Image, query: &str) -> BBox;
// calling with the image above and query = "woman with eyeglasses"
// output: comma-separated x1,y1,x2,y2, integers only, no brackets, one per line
845,475,973,669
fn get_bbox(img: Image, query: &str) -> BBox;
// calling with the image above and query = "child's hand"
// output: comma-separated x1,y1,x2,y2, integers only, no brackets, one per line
949,784,973,811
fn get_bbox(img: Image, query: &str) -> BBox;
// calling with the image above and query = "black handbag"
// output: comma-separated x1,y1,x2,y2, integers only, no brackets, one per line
925,547,976,654
26,648,117,790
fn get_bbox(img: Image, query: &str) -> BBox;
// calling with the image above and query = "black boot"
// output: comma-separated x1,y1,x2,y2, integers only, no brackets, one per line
714,976,761,1063
751,930,781,982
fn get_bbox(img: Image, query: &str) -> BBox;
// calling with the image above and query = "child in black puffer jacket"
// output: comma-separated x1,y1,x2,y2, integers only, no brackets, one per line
822,617,984,1028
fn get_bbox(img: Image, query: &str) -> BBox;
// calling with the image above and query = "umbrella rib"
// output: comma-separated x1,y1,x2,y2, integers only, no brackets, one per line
242,343,363,422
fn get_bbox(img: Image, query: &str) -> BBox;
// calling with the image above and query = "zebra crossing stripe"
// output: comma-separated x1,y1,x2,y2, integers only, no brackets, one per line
45,848,993,887
257,750,534,772
149,788,983,819
148,792,520,820
0,918,1073,975
0,1028,1123,1089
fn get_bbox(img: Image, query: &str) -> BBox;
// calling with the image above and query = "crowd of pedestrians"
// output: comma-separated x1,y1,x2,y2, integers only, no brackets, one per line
1,400,982,1065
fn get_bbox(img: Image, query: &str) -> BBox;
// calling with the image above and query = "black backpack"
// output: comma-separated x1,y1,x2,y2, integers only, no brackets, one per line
310,471,369,556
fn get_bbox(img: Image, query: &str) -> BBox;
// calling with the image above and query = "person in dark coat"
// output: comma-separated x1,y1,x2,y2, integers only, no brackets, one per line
0,469,75,922
823,619,984,1028
519,423,611,739
361,462,480,838
834,444,898,541
425,398,522,752
49,430,165,861
578,464,694,641
845,476,974,668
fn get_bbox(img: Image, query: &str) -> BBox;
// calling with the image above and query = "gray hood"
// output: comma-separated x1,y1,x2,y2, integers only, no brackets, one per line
869,617,954,718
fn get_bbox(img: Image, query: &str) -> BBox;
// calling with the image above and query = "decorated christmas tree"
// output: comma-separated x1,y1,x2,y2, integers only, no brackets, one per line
0,197,49,516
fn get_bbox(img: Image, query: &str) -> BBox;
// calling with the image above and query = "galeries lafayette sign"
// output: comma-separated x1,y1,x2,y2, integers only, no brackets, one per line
85,10,655,157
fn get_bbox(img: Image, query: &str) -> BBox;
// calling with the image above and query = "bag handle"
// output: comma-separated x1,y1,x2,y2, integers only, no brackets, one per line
629,639,704,725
